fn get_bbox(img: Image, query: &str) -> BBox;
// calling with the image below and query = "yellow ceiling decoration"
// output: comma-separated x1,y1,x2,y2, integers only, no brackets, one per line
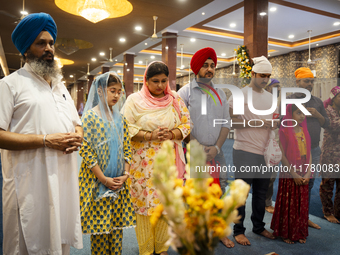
55,0,133,23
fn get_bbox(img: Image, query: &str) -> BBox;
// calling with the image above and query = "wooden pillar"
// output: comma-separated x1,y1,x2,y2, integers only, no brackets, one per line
102,66,110,74
244,0,268,59
123,53,134,96
87,74,94,94
162,31,177,90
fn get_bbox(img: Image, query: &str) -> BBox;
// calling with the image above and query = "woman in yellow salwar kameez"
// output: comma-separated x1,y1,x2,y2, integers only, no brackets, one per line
123,61,191,255
79,72,136,254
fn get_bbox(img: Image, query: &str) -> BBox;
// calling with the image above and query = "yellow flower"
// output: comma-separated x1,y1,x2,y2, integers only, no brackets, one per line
126,178,132,186
146,148,156,158
150,204,164,226
209,183,222,198
148,207,155,215
153,198,160,204
174,179,183,188
148,160,153,165
149,190,153,195
183,124,190,130
181,116,188,123
202,200,214,211
214,199,224,210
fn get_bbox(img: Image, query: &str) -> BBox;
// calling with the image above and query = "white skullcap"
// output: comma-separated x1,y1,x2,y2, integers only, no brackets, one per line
252,56,272,74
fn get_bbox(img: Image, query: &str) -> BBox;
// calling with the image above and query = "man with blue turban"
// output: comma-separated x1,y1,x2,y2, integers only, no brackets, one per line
0,13,83,254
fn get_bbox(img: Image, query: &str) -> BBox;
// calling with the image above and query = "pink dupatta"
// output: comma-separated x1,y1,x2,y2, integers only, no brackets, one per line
138,61,185,178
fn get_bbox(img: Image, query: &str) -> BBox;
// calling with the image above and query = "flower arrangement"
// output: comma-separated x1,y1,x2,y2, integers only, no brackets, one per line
236,45,252,87
151,140,250,255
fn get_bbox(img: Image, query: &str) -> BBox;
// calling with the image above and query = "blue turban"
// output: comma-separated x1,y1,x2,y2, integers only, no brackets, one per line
11,13,57,55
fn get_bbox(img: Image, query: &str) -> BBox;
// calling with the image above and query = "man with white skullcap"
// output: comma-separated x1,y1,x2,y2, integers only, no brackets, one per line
228,56,277,246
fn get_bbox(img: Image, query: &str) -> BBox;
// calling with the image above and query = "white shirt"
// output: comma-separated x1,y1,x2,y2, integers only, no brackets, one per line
0,64,83,254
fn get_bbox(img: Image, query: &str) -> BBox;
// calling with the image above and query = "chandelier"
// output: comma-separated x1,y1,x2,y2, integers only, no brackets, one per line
55,0,133,24
78,0,109,23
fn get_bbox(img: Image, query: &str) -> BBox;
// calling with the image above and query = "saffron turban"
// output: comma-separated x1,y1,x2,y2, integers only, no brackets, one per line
294,67,314,79
12,13,57,55
252,56,272,74
190,47,217,75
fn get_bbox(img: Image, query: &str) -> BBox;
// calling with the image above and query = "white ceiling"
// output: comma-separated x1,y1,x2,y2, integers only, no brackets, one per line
90,0,340,80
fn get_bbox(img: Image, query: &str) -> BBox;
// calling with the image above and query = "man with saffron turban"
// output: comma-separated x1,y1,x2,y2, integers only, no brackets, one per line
288,67,329,230
0,13,83,254
177,47,233,248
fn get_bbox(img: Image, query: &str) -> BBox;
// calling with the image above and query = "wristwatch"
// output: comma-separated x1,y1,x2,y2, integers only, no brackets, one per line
214,145,220,154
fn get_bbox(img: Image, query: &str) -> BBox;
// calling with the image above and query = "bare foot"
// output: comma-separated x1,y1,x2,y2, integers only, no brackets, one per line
234,234,251,246
265,206,275,214
324,215,340,224
259,229,276,240
220,236,235,248
282,238,294,244
308,219,321,229
298,238,306,244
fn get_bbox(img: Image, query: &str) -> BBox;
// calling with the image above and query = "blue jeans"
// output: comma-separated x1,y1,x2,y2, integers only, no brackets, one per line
309,146,321,211
232,149,270,236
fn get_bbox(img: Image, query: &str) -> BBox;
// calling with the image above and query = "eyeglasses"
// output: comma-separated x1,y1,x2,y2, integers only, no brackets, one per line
202,63,216,69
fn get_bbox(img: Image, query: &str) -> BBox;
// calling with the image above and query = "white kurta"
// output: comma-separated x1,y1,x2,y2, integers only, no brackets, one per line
0,64,83,255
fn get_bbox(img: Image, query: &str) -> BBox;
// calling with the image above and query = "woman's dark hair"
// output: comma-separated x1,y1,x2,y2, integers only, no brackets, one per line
108,74,121,85
291,104,298,113
146,62,169,80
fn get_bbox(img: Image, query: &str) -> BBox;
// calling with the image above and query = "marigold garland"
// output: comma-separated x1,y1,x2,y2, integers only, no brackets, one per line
236,45,252,87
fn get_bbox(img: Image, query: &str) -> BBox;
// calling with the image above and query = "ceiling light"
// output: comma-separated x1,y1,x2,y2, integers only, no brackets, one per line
125,63,128,65
56,0,133,23
202,12,205,15
181,65,185,69
91,58,97,61
138,60,143,64
190,38,196,42
117,70,121,73
135,26,142,31
20,11,28,15
78,0,110,23
230,23,236,28
221,53,226,57
150,56,155,59
62,81,66,84
127,68,130,71
316,44,319,46
288,34,294,39
115,59,118,61
119,38,126,42
145,42,148,45
268,54,271,57
259,12,267,16
269,7,277,12
99,52,105,56
70,75,74,78
334,22,340,26
165,46,169,50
